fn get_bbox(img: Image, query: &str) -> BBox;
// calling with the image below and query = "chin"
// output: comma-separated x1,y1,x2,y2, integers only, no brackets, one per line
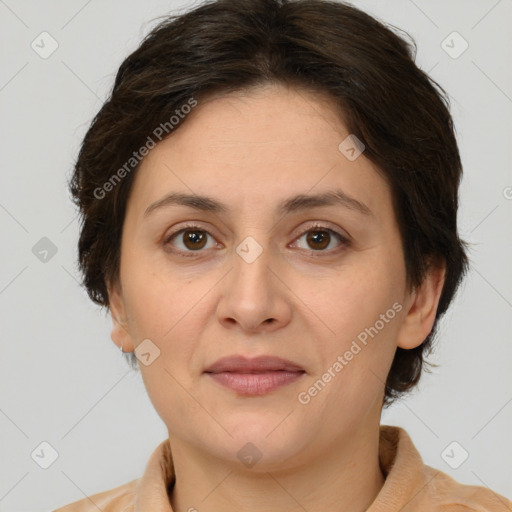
210,420,310,468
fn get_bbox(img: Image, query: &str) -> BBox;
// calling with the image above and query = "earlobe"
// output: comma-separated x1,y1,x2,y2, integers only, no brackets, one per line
396,261,446,350
107,278,135,353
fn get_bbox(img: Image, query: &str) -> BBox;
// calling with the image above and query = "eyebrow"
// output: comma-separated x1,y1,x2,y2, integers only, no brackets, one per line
143,189,373,218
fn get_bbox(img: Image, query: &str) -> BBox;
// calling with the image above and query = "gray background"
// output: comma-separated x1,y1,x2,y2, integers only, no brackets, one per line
0,0,511,510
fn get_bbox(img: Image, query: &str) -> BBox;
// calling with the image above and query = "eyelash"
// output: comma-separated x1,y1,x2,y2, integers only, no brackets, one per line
163,222,350,258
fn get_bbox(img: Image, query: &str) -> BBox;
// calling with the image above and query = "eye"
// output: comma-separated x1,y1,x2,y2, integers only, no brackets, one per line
163,224,219,257
291,224,350,255
163,222,350,258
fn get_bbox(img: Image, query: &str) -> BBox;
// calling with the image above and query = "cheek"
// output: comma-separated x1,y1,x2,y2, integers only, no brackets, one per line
121,254,206,339
121,265,207,427
316,257,404,343
298,270,403,433
302,248,405,407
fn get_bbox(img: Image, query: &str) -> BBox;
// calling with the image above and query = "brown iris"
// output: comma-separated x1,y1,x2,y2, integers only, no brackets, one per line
306,230,330,250
182,230,208,250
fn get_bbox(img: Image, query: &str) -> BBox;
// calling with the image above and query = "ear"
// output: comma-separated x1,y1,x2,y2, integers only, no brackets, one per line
107,278,135,353
396,260,446,350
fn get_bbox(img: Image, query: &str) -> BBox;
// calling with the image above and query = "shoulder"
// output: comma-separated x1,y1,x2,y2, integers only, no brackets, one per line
53,478,139,512
422,464,512,511
378,426,511,511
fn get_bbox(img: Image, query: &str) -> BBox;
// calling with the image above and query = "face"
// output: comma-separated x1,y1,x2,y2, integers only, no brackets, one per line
108,83,441,471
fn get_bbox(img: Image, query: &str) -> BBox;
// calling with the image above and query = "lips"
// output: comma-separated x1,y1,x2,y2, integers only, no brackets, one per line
204,355,305,374
204,355,305,396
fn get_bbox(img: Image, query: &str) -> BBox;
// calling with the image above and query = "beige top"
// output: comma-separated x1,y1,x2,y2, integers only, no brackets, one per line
53,425,512,511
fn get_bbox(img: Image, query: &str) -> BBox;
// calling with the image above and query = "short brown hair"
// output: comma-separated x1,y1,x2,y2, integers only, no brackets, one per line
69,0,469,407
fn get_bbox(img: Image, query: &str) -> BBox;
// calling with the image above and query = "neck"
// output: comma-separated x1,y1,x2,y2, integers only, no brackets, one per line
168,419,385,512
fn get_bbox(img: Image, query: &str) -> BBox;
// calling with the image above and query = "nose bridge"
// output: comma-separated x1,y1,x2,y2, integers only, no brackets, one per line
232,231,274,298
216,228,289,332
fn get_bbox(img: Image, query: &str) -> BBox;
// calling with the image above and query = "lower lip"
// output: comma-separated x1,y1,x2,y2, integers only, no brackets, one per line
206,371,305,396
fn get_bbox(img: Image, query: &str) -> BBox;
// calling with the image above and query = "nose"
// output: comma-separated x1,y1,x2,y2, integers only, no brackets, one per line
215,235,292,335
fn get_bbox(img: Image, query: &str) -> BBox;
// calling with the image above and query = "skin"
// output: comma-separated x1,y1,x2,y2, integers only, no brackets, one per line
107,82,445,512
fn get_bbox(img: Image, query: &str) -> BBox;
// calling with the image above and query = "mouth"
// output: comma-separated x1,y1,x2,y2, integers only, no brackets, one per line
204,355,306,396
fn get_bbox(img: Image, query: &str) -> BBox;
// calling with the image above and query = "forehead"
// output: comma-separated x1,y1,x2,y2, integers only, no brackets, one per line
178,83,347,152
126,83,391,223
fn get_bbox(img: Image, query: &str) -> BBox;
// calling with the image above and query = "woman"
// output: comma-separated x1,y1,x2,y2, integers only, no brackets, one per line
54,0,512,510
